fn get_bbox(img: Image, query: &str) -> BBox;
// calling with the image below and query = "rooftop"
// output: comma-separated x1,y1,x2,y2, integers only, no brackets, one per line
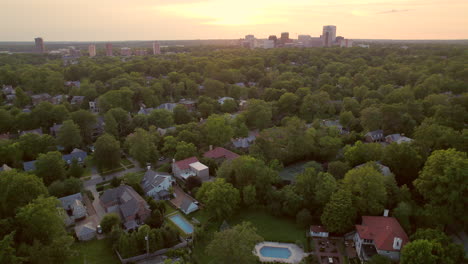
356,216,409,252
203,147,240,161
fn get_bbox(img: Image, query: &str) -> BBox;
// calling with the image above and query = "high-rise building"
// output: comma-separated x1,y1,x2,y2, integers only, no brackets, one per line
152,41,161,55
262,40,275,49
105,43,113,56
340,39,353,48
298,35,312,47
88,45,96,57
120,47,132,56
322,25,337,47
280,32,290,45
34,37,45,53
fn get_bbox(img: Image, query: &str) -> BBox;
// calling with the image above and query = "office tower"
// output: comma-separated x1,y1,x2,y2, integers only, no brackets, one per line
298,35,312,47
34,37,45,53
152,41,161,55
105,43,113,56
88,45,96,57
335,36,344,43
262,40,275,49
120,47,132,56
322,25,337,47
268,35,278,47
340,39,353,48
280,32,290,45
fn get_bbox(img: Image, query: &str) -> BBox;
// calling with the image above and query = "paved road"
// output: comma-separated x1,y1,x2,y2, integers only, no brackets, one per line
83,159,142,188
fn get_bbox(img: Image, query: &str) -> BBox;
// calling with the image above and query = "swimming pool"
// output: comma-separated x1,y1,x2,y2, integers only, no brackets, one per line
259,246,292,259
168,214,193,234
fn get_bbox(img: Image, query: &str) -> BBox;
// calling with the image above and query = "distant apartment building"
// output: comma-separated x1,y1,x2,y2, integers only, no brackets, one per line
262,40,275,49
340,39,353,48
120,47,132,56
134,49,147,56
34,37,45,53
88,45,96,57
105,43,113,56
153,41,161,55
322,25,337,47
298,34,312,46
280,32,291,45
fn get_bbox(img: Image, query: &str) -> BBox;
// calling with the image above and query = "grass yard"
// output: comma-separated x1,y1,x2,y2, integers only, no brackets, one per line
230,209,307,245
66,239,119,264
164,200,177,215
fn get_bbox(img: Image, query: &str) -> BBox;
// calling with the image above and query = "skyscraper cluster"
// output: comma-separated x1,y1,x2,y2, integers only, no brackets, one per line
240,25,353,49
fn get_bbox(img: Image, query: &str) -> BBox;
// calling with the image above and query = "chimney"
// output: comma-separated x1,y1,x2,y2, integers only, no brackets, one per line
209,145,213,151
383,209,389,217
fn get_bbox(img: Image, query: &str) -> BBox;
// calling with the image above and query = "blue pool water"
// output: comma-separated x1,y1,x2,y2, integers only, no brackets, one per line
259,246,292,259
169,214,194,234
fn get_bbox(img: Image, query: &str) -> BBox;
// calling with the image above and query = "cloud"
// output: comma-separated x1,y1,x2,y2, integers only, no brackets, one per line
377,9,412,14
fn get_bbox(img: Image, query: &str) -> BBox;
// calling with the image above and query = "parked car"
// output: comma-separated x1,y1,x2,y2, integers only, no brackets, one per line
97,225,103,234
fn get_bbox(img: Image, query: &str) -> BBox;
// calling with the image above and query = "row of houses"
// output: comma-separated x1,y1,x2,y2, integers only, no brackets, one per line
23,148,87,171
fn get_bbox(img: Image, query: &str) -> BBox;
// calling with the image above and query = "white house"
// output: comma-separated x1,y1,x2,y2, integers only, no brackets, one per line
354,213,409,262
141,170,174,200
172,157,209,182
310,225,329,238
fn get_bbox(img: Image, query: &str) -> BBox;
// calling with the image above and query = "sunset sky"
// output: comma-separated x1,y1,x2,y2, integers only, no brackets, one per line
1,0,467,41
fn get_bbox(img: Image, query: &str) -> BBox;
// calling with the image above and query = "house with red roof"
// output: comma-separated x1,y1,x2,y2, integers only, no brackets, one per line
353,213,409,262
172,157,209,182
203,146,240,164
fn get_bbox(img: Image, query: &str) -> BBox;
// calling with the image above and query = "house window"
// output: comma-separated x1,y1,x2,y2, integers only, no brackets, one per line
364,239,373,243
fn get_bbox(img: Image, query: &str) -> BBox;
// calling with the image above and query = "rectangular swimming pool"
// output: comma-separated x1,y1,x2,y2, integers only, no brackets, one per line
259,246,292,259
168,214,194,234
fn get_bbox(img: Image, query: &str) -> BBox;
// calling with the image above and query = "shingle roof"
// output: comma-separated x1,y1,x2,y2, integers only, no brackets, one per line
310,225,328,233
203,147,239,160
356,216,408,251
58,193,83,209
62,149,87,164
174,157,199,171
100,185,149,220
180,197,194,213
141,170,172,193
156,103,177,111
23,160,37,171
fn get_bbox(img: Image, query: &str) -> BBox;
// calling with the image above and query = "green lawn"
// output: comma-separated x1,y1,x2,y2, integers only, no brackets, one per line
66,239,119,264
192,208,308,263
230,209,307,245
164,200,177,215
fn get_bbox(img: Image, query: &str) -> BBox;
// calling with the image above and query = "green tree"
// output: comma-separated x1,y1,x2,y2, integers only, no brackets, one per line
173,105,192,125
220,99,237,113
57,120,82,151
321,189,356,233
196,178,240,220
35,151,66,185
242,185,256,207
18,133,56,161
148,109,174,129
360,107,382,131
203,79,225,98
400,240,437,264
162,136,177,158
344,141,383,167
244,99,272,129
198,102,215,118
277,92,299,115
100,213,121,233
0,109,13,133
206,222,263,264
204,114,234,146
342,165,387,215
413,149,468,228
327,161,350,179
174,141,197,161
339,111,355,130
16,196,73,264
0,170,48,218
71,110,97,144
0,232,22,264
382,142,423,185
125,128,159,167
409,229,465,264
67,158,84,178
47,177,82,198
94,134,121,171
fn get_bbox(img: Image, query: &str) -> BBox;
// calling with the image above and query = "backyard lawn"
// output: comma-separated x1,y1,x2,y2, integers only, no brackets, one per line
66,239,119,264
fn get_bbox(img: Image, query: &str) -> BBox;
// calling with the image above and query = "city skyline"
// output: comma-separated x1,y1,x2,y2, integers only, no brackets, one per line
1,0,467,41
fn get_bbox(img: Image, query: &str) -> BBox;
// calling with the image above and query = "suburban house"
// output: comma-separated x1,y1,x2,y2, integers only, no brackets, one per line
203,146,240,164
58,193,87,223
178,99,196,111
355,162,392,176
141,170,174,200
322,120,348,134
100,185,151,230
63,148,88,165
170,185,199,215
75,223,96,241
232,130,259,149
354,213,409,262
64,81,81,88
2,85,15,95
89,100,99,113
310,225,329,238
19,128,43,136
0,164,12,172
49,123,63,137
157,103,177,112
385,134,413,144
71,95,85,105
157,127,176,136
23,148,87,171
50,95,67,105
172,157,209,182
365,130,384,143
31,93,52,106
137,107,154,115
218,97,234,105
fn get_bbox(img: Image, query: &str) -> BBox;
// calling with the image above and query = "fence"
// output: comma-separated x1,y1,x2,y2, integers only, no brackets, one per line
115,238,189,264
